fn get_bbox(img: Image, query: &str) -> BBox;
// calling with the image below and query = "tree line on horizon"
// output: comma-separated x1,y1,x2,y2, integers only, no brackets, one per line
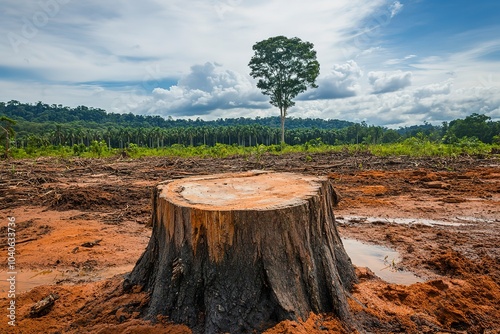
1,100,499,154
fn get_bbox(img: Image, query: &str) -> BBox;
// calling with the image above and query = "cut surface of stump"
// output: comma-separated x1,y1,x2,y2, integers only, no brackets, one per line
125,170,356,333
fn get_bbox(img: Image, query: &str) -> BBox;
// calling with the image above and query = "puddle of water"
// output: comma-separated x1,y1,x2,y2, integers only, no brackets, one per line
1,269,63,294
342,238,423,285
0,264,134,293
453,216,497,224
337,216,469,227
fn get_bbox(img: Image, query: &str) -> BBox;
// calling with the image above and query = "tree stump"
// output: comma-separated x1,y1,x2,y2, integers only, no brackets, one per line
124,170,357,333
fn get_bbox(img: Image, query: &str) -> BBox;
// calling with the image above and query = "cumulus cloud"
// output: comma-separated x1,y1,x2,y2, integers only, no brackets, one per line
290,81,500,128
139,62,267,117
413,80,452,99
368,70,412,94
300,60,363,100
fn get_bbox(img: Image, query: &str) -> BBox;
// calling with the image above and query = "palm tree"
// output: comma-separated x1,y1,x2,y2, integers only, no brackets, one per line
0,116,16,158
124,127,133,146
66,128,75,146
152,127,161,148
186,127,196,146
105,126,114,149
159,128,168,148
54,124,64,146
201,126,209,146
133,128,145,146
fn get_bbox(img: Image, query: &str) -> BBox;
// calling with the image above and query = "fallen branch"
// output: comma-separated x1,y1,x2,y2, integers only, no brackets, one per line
81,239,102,248
29,293,59,318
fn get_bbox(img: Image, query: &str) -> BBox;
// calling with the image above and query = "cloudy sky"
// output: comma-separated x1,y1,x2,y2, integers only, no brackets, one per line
1,0,499,127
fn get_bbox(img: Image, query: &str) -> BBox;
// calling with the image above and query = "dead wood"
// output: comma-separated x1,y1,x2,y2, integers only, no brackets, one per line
125,171,357,333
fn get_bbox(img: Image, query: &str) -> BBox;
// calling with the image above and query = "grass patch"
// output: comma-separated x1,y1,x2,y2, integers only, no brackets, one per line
7,140,500,160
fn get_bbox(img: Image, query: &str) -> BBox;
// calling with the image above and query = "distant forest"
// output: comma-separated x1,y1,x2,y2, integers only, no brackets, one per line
1,100,499,149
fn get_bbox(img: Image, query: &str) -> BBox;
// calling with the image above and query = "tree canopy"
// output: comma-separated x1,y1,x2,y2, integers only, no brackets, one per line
249,36,320,143
444,113,496,144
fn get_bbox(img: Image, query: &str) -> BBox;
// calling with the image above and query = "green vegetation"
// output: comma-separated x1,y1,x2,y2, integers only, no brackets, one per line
249,36,320,143
4,138,498,161
1,100,499,159
0,115,16,158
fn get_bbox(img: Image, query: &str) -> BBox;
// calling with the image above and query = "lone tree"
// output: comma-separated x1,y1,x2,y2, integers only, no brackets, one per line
249,36,320,144
125,171,357,333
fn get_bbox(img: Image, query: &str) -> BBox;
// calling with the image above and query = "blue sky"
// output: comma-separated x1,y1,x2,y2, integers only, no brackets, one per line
1,0,499,127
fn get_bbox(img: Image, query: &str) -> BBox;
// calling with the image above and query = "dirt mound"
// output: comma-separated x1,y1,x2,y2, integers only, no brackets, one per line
0,277,192,334
263,313,348,333
351,273,500,333
49,185,150,211
50,187,115,210
426,250,500,282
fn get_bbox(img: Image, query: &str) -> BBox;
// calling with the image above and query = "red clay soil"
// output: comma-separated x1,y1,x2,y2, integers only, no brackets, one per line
0,152,499,333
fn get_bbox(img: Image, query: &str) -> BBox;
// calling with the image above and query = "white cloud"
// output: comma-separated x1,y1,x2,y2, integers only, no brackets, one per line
290,82,500,128
358,47,384,58
368,70,412,94
390,1,403,18
300,60,363,99
1,0,391,82
137,62,267,117
413,80,452,99
384,54,417,65
410,40,500,91
0,0,499,127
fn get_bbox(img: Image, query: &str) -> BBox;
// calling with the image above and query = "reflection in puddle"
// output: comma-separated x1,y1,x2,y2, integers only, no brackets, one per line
0,264,134,293
337,216,473,226
342,238,423,285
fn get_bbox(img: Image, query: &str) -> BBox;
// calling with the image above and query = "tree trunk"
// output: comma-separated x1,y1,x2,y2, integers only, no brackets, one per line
124,171,357,333
280,107,286,144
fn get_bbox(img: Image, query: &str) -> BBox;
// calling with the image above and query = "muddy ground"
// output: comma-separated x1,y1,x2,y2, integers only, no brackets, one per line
0,152,499,333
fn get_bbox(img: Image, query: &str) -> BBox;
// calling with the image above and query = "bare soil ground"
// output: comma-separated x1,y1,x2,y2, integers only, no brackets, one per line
1,152,499,333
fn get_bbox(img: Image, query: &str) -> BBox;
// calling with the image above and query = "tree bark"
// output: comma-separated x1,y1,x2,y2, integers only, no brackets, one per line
280,107,286,144
124,171,357,333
